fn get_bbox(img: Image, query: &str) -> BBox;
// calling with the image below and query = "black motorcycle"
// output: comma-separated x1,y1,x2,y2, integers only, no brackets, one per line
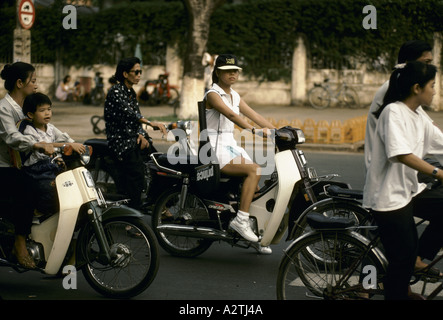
84,121,191,212
85,103,351,258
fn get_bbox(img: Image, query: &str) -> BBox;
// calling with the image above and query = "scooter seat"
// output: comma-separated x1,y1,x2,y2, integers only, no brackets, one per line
84,138,109,154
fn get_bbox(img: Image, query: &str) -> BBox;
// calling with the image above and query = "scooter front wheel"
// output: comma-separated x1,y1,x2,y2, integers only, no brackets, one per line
152,190,213,257
79,217,159,298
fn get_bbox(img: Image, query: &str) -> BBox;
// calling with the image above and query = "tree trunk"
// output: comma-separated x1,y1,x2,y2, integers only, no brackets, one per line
179,0,225,119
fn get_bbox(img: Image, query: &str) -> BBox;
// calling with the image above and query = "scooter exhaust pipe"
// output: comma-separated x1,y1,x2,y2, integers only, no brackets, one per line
156,224,233,241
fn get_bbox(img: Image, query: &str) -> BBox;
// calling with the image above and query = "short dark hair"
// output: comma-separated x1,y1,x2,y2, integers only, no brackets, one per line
112,57,141,83
23,93,52,116
398,40,432,64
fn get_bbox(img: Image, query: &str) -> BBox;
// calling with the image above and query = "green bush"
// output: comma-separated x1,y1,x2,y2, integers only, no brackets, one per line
0,0,441,81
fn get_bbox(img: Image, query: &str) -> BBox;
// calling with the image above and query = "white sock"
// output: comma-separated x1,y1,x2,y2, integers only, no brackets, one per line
237,210,249,221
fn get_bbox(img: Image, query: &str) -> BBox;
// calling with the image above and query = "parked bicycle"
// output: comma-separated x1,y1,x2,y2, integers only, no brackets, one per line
90,72,105,106
308,78,360,110
137,72,180,108
276,185,443,300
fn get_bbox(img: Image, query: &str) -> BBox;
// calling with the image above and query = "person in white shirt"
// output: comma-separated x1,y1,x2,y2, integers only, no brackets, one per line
0,62,53,269
21,93,85,215
365,40,433,170
363,61,442,299
364,40,443,289
204,54,275,254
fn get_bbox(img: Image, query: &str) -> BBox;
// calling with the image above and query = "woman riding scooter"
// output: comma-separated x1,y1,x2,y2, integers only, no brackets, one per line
204,54,276,254
0,62,54,268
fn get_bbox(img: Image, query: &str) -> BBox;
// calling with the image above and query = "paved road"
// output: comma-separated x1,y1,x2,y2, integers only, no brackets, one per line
2,151,442,304
2,103,443,309
50,101,443,144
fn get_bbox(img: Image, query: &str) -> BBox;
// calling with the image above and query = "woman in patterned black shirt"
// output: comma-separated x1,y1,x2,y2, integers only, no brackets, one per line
104,57,166,210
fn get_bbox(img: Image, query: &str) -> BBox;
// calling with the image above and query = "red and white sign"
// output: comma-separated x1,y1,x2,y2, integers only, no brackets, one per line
18,0,35,30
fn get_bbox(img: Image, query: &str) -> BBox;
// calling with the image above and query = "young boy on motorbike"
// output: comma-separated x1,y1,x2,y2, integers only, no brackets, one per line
20,92,85,215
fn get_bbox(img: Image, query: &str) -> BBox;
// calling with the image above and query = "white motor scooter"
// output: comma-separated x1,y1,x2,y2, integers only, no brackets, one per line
0,145,159,298
149,102,349,257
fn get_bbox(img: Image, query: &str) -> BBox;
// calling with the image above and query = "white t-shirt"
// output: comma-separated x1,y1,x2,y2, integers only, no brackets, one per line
22,123,74,166
364,80,433,171
363,101,443,211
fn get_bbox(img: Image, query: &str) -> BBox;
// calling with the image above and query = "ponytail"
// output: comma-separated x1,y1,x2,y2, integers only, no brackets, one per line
373,61,437,119
0,62,35,93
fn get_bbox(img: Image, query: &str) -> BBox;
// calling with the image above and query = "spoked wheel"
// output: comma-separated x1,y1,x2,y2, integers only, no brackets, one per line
80,217,159,298
152,190,213,257
276,231,386,300
291,200,372,269
292,200,371,240
308,86,330,110
166,88,180,106
342,87,360,109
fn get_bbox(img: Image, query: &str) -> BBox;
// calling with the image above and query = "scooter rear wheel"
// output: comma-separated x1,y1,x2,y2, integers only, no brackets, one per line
152,190,213,258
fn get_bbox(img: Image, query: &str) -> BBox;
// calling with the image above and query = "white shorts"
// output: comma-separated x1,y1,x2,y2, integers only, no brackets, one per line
216,144,252,169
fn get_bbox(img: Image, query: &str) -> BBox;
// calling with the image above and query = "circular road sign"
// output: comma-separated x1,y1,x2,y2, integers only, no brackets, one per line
18,0,35,30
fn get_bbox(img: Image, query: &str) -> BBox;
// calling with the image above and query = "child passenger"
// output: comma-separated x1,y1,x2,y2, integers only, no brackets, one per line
21,93,85,214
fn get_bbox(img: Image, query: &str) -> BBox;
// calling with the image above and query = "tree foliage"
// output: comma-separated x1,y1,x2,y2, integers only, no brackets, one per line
0,0,441,81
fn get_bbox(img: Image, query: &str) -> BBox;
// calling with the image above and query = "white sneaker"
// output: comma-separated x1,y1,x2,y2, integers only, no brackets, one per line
251,242,272,255
229,217,259,242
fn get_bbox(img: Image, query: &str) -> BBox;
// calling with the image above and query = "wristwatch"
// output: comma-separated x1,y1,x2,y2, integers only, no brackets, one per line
432,167,439,178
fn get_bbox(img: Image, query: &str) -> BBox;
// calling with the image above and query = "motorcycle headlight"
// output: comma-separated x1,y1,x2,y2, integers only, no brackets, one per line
294,129,306,144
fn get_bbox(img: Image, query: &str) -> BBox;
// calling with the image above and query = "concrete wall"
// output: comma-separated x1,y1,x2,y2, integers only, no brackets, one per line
1,33,442,109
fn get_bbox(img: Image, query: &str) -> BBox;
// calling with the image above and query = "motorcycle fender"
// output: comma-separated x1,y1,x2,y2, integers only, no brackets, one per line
41,170,86,274
101,205,145,221
259,150,301,246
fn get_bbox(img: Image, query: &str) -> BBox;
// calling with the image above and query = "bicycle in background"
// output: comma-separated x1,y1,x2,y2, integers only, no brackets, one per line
138,72,180,107
308,78,361,110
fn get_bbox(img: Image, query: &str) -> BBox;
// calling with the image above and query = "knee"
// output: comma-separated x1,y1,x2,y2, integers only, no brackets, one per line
248,163,261,180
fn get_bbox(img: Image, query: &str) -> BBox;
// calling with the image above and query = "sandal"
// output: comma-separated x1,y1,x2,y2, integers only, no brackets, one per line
125,226,142,238
12,249,36,269
161,209,174,221
414,266,443,280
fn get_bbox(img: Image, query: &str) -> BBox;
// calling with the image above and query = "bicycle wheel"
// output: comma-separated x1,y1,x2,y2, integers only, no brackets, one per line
276,231,386,300
308,86,331,110
292,199,371,240
342,87,360,109
152,189,213,257
166,88,180,106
